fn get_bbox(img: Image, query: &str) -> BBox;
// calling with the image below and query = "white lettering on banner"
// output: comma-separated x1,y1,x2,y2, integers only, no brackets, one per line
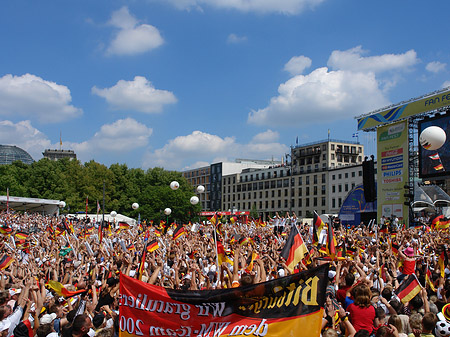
145,319,269,337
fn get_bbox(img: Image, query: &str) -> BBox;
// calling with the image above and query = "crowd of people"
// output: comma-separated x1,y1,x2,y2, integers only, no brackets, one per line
1,209,450,337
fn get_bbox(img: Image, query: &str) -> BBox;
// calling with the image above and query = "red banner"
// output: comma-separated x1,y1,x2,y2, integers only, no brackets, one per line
119,264,328,337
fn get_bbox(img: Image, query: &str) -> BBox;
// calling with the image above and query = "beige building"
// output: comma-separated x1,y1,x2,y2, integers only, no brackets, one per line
221,139,364,219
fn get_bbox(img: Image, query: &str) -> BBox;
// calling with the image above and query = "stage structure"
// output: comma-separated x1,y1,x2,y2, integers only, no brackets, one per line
356,87,450,227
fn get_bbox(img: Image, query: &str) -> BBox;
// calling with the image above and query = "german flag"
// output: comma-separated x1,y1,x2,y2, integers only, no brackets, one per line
347,247,356,259
245,251,259,273
326,224,337,260
379,264,387,282
431,215,443,229
173,224,186,240
127,244,136,251
15,231,29,240
119,222,130,230
137,246,148,281
425,266,436,292
0,226,12,235
438,248,448,278
230,216,238,225
154,227,162,237
146,239,159,253
280,228,308,273
312,211,325,246
188,250,198,259
238,237,250,246
380,225,389,234
46,280,87,298
216,240,232,265
434,163,444,171
391,242,399,256
395,275,422,304
209,213,218,226
0,255,13,270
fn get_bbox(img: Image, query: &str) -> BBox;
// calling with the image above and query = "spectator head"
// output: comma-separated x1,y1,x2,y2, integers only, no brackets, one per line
387,315,403,334
72,314,93,337
381,286,393,301
389,299,402,314
354,330,371,337
353,284,372,308
93,313,105,330
408,313,423,330
36,324,53,337
422,312,437,333
39,313,57,325
410,294,423,312
345,273,355,286
322,328,338,337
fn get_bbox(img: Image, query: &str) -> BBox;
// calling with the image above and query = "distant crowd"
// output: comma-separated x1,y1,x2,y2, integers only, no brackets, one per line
1,209,450,337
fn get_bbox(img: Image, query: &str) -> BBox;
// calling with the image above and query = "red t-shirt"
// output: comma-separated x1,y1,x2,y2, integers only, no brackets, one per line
401,259,416,275
347,303,375,333
336,285,351,303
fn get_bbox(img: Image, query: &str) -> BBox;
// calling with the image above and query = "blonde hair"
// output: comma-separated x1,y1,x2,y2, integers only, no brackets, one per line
322,328,338,337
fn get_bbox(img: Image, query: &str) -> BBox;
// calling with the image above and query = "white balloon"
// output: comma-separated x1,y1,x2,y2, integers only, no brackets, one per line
190,196,199,205
170,181,180,190
110,211,117,217
132,202,139,210
420,126,446,151
164,208,172,215
197,185,205,193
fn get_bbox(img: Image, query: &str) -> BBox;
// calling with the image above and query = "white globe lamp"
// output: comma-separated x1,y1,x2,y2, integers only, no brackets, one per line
170,181,180,190
420,126,446,151
164,208,172,215
132,202,139,210
197,185,205,193
190,196,199,205
59,201,66,208
110,211,117,218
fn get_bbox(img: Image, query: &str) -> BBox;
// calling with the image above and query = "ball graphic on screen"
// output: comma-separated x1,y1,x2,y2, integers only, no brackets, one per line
419,126,446,150
170,181,180,190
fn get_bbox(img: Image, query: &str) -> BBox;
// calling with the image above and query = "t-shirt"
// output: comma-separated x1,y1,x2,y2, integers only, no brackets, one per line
347,303,375,333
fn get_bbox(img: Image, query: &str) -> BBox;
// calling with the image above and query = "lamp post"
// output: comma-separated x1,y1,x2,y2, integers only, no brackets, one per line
164,208,171,227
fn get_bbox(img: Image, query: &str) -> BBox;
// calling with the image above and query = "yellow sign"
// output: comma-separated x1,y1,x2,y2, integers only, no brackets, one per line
358,88,450,130
377,120,409,225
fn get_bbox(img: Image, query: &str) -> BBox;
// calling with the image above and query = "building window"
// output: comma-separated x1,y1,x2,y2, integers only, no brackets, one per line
306,198,310,207
332,198,336,208
313,186,318,195
352,171,355,177
322,174,326,183
338,198,342,207
321,197,326,206
338,185,342,192
338,174,342,179
306,176,310,184
278,200,281,208
359,170,362,176
332,175,335,180
278,190,281,197
298,177,302,185
306,187,310,195
345,173,348,178
314,175,318,184
345,184,348,192
332,185,336,193
298,199,302,207
322,185,326,194
313,197,317,207
299,188,302,196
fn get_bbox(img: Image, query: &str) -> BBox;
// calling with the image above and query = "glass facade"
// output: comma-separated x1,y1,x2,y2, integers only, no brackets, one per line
0,145,34,165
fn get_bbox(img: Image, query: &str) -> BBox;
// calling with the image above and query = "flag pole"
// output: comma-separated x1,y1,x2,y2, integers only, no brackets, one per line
213,214,220,270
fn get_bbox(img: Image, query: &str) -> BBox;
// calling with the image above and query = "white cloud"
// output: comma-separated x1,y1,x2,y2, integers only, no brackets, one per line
142,130,287,170
107,7,164,56
163,0,325,14
0,120,51,161
70,118,153,158
328,46,419,73
284,55,312,75
92,76,177,113
227,33,247,44
248,47,421,127
251,129,279,143
426,61,446,73
0,74,82,124
443,81,450,88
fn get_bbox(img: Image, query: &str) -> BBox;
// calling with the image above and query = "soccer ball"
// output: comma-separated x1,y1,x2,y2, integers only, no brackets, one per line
419,126,446,151
436,320,450,337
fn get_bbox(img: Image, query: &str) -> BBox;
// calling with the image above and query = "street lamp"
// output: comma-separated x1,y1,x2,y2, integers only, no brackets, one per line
110,211,117,229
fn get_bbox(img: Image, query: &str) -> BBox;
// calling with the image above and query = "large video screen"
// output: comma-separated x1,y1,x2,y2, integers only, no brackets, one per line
419,112,450,179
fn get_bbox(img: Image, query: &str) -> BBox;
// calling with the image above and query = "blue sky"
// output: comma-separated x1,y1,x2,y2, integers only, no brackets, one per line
0,0,449,171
